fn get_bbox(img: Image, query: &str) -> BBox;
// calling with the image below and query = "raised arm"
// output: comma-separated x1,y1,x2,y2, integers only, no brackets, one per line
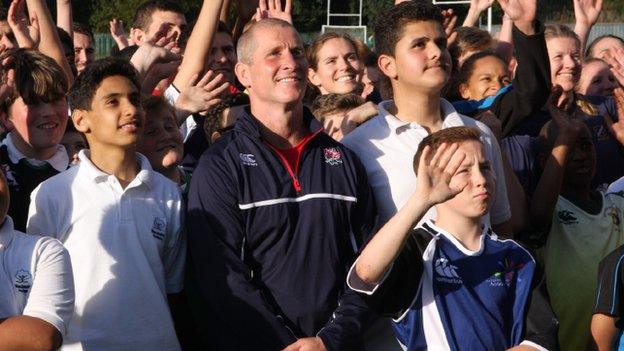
463,0,494,27
172,0,223,91
574,0,603,58
55,0,72,39
530,87,583,230
25,0,73,85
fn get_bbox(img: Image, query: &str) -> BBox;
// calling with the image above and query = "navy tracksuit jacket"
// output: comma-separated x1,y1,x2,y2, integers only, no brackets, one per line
187,107,376,350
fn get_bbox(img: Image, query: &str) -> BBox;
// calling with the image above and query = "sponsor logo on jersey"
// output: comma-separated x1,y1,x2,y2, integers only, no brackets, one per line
434,257,462,284
605,205,621,226
488,258,525,287
323,147,343,165
557,210,578,225
240,153,258,166
151,217,167,240
14,269,32,293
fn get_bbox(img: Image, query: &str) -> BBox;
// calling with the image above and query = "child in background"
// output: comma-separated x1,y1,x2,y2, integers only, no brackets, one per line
311,93,377,141
576,58,618,98
0,49,70,231
202,92,249,144
347,126,558,351
60,122,87,165
530,87,624,351
27,58,185,350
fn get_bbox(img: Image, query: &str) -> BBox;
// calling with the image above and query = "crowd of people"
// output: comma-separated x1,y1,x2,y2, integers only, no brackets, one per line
2,0,624,349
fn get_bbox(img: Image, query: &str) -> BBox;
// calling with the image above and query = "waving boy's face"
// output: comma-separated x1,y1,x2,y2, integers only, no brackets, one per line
438,140,494,220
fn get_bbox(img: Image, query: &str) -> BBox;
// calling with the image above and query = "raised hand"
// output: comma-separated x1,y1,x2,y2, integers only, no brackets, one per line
7,0,40,48
546,85,583,146
282,337,326,351
496,0,536,25
441,9,458,45
109,19,130,50
574,0,603,28
415,143,467,206
603,87,624,145
471,0,495,13
0,47,15,104
603,49,624,87
175,71,230,119
253,0,293,24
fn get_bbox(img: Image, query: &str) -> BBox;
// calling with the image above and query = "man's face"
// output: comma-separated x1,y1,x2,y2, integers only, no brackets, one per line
383,21,451,94
206,32,237,84
76,75,144,148
7,97,69,156
142,10,187,46
74,32,95,75
237,25,307,107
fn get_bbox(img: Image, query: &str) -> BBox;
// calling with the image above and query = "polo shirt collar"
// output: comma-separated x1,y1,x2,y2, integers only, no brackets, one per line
0,216,16,250
77,150,155,189
2,133,69,172
378,98,466,133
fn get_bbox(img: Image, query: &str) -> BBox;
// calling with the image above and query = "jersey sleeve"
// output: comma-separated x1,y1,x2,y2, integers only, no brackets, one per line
594,245,624,317
22,237,75,336
347,230,428,319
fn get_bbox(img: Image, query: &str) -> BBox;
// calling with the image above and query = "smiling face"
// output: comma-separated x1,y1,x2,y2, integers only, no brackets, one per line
546,37,581,92
74,32,95,75
576,60,618,97
308,37,363,95
236,24,307,108
460,55,511,100
73,75,144,149
206,31,237,84
380,20,451,95
137,105,183,172
7,97,69,159
437,140,494,220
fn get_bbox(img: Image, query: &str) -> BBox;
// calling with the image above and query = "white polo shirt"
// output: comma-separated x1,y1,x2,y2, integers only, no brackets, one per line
26,150,185,351
0,216,74,335
342,99,510,226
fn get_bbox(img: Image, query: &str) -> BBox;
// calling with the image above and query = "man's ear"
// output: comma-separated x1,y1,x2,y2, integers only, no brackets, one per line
378,54,397,80
459,83,471,100
130,28,145,46
235,62,251,89
72,110,90,134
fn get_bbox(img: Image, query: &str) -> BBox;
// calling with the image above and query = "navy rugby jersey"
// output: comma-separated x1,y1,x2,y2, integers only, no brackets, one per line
349,220,558,351
187,107,376,350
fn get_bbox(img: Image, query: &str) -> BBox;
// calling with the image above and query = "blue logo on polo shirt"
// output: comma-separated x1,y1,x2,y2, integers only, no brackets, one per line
151,217,167,241
14,269,32,293
239,153,258,166
434,258,462,284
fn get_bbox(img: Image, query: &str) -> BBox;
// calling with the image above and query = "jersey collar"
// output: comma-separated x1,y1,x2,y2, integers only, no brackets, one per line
2,133,69,172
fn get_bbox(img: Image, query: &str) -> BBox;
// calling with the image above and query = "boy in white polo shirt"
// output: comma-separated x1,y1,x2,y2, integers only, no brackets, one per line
27,58,185,350
0,166,74,350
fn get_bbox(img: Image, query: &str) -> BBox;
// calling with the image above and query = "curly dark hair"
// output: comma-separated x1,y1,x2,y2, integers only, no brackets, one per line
203,93,250,140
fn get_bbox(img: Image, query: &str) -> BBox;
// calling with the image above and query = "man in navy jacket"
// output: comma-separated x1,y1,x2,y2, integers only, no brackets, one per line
187,18,376,351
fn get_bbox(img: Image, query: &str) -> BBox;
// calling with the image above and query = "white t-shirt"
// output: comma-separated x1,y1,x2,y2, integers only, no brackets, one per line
27,151,185,351
342,99,511,226
0,216,74,335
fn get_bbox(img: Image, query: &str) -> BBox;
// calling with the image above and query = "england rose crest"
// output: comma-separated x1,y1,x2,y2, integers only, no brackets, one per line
324,147,343,165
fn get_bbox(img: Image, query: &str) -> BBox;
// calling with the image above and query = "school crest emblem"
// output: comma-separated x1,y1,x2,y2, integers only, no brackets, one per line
323,147,343,165
151,217,167,240
14,269,32,293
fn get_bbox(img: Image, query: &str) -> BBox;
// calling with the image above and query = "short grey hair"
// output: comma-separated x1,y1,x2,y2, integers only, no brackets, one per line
236,18,299,65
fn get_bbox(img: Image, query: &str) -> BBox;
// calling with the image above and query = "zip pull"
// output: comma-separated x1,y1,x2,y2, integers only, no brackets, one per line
293,178,302,192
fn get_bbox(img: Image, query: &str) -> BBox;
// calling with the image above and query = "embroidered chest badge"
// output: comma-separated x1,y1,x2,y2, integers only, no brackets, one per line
151,217,167,241
240,153,258,167
14,269,32,293
605,205,621,226
323,147,343,166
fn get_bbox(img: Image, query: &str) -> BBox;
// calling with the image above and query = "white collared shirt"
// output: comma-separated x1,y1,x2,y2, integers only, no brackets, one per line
342,99,510,226
26,150,185,351
0,216,74,335
2,132,69,172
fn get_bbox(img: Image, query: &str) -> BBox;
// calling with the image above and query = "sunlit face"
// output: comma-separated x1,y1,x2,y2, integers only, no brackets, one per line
7,97,69,158
589,37,624,60
236,25,307,107
460,55,511,100
576,60,618,97
546,37,581,92
74,32,95,75
206,32,237,84
308,38,363,95
137,107,183,172
437,140,494,219
384,21,451,94
135,10,187,47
